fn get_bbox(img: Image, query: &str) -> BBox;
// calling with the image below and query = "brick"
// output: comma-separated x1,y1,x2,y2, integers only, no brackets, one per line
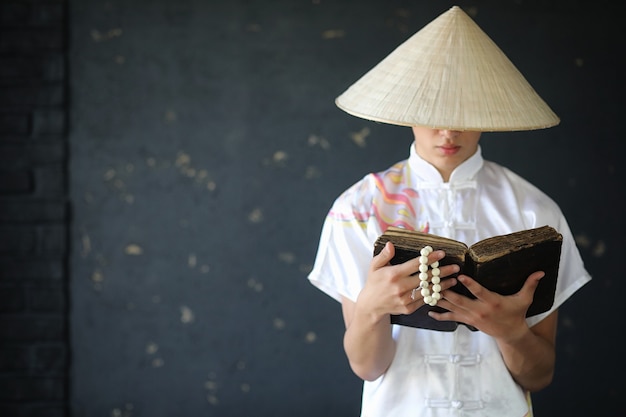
0,54,65,80
39,224,66,255
31,3,65,27
0,225,37,253
0,143,65,169
0,144,29,167
0,225,64,256
0,346,30,371
0,29,64,52
0,85,36,108
34,165,66,197
0,258,66,281
0,404,67,417
0,3,29,26
41,54,65,81
0,85,37,107
29,285,65,312
0,2,65,27
32,109,65,136
0,170,34,194
0,199,67,222
32,345,67,374
0,285,25,312
0,316,65,342
0,258,65,281
0,376,65,400
0,112,30,135
0,83,65,107
37,405,68,417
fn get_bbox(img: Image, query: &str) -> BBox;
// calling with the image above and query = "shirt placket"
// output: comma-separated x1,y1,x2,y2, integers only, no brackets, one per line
419,181,477,239
423,327,485,414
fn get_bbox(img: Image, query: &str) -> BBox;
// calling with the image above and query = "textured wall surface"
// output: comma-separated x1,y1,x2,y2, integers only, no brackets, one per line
66,1,623,417
0,1,69,416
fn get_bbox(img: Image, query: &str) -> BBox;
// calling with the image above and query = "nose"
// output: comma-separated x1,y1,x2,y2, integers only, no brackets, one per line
439,130,461,139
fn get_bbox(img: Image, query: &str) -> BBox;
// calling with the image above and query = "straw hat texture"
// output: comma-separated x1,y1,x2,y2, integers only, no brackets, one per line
335,6,560,131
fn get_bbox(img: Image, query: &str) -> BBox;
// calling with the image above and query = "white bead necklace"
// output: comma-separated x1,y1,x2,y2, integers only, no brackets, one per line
410,245,442,306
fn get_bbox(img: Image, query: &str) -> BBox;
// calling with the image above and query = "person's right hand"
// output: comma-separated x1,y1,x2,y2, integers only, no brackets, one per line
354,241,460,321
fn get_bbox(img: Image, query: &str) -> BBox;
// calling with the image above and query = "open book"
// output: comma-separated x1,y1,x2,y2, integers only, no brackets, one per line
373,225,563,331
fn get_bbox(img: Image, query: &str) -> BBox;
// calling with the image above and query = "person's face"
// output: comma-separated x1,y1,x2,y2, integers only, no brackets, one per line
411,126,482,182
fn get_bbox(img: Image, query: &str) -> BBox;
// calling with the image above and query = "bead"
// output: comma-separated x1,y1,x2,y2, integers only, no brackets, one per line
418,245,442,306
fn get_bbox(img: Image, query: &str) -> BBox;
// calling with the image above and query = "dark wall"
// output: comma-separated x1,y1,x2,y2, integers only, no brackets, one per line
2,0,623,416
0,0,69,416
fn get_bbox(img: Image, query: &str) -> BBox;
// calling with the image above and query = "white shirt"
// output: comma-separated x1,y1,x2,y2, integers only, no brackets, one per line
308,145,591,417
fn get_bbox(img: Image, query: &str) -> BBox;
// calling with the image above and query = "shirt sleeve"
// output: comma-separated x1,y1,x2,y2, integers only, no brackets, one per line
496,164,592,326
307,176,382,303
526,212,592,326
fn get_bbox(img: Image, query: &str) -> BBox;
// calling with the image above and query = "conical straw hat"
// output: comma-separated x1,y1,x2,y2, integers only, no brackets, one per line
335,6,560,131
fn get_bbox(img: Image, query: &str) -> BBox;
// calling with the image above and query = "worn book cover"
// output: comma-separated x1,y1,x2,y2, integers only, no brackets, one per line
373,225,563,331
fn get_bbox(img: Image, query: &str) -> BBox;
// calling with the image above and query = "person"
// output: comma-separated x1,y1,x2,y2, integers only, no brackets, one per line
308,6,591,417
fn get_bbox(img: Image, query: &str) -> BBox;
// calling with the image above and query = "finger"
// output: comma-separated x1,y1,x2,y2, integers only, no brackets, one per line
396,249,447,277
437,262,461,278
438,288,464,308
408,287,423,304
441,276,458,290
371,241,395,270
405,255,458,304
428,306,455,321
408,274,458,307
440,274,486,309
519,271,545,297
425,251,460,277
455,274,483,297
427,250,446,265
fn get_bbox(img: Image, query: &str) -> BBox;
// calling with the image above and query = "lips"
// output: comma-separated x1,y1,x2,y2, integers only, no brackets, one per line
439,145,460,156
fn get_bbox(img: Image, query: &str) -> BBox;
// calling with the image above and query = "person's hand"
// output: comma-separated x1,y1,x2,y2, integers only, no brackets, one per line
429,271,545,341
355,241,460,321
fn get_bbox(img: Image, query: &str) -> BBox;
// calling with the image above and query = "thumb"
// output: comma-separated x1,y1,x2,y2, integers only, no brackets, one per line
372,241,395,269
521,271,545,296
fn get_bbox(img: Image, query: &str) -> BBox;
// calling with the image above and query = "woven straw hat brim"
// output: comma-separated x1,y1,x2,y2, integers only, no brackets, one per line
335,6,560,131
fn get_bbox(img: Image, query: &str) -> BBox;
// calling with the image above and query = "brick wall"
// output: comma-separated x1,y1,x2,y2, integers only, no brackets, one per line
0,1,69,416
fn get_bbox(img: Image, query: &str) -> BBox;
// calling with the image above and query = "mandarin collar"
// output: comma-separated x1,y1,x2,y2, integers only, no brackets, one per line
408,144,483,184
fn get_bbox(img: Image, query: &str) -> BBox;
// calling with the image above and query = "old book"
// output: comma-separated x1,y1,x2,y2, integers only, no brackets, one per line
373,225,563,331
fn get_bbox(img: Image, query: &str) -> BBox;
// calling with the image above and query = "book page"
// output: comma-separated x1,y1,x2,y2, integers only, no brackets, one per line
377,227,468,258
469,226,562,263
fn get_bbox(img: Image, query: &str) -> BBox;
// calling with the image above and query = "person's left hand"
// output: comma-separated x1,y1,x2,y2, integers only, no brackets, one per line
428,271,545,341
